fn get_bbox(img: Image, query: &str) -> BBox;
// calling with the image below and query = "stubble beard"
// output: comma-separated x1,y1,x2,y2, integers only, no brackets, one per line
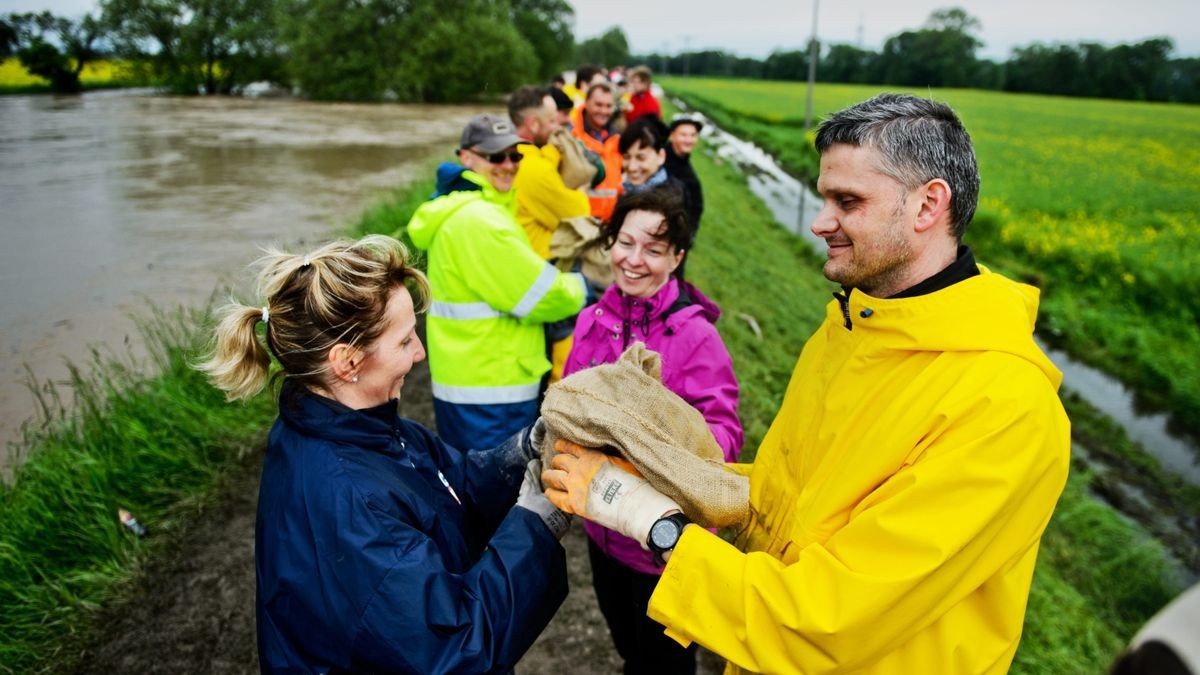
824,199,915,296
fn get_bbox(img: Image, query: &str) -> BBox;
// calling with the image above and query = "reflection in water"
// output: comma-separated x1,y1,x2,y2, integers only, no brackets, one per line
0,92,487,464
683,102,1200,487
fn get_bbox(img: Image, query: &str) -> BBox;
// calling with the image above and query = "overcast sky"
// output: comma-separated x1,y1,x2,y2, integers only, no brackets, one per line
571,0,1200,60
4,0,1197,60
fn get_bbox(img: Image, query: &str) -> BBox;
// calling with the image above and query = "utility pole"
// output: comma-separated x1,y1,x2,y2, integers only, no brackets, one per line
803,0,820,133
801,0,820,233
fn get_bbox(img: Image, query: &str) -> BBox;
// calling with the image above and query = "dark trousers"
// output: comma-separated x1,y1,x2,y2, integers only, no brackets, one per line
588,538,697,675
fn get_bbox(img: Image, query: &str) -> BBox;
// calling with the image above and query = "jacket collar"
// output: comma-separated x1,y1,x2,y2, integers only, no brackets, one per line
278,380,402,454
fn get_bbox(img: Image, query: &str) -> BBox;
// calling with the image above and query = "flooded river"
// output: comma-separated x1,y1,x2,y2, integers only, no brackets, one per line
0,91,486,466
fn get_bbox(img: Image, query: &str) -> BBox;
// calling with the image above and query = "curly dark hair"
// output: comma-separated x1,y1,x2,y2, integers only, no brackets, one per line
603,183,693,258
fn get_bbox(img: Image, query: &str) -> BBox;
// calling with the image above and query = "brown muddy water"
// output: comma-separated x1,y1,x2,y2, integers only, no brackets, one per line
0,90,486,470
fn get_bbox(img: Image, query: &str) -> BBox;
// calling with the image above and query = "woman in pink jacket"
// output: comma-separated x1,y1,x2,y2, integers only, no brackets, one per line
563,185,743,674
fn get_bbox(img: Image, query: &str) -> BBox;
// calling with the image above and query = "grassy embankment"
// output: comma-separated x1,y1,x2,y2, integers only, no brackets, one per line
662,76,1200,568
0,104,1183,673
0,57,157,94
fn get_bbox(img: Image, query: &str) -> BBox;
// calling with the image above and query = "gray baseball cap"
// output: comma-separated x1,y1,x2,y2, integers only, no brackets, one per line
460,113,524,154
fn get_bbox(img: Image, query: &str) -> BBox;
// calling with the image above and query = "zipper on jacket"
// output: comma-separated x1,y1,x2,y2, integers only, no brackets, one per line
833,289,854,331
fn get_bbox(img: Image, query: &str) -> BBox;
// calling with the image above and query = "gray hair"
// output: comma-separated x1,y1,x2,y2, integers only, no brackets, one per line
815,93,980,240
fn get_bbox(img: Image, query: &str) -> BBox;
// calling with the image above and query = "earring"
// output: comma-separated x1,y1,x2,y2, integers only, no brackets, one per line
352,376,359,383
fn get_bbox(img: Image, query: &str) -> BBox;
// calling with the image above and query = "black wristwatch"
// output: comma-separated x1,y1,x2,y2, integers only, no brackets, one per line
647,512,691,566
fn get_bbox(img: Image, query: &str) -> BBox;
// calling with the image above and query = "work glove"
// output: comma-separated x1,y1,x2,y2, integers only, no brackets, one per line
495,418,547,475
543,439,680,550
515,459,572,540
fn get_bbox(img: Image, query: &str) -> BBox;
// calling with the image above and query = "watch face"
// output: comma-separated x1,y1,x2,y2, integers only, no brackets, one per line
649,517,682,550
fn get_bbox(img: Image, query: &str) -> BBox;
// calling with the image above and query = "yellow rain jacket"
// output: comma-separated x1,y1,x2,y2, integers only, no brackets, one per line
648,269,1070,674
514,143,591,260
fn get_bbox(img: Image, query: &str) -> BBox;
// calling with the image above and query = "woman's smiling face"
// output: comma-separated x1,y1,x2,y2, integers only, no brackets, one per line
610,209,684,298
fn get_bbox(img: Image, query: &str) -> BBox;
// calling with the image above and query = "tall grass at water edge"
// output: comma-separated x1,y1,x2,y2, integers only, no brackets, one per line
662,77,1200,443
0,307,276,672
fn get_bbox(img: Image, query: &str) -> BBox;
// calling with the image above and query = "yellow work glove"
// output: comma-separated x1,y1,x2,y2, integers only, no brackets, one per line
542,439,679,550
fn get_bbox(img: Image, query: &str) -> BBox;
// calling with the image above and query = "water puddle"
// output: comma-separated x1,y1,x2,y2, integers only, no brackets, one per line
678,100,1200,488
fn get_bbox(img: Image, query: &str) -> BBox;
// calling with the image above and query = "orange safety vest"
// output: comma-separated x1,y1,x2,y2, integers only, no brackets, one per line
570,107,623,222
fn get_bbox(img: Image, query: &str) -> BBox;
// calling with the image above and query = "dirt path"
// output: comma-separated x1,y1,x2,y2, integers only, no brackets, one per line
69,330,724,673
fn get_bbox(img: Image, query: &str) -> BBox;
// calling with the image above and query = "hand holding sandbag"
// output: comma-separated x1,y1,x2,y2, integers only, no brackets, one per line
543,440,679,550
516,459,572,540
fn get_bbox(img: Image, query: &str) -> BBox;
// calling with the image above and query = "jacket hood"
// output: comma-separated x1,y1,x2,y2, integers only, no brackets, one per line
407,168,517,251
836,267,1062,389
433,162,481,198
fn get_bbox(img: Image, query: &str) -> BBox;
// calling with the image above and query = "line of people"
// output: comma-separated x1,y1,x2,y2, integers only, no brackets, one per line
200,69,1075,675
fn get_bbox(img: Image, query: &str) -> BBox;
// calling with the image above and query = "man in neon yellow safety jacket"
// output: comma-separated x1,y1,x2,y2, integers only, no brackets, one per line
544,94,1071,674
408,113,587,452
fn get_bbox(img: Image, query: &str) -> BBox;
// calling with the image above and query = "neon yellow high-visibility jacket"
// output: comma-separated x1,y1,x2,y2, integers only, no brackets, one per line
648,268,1071,674
407,170,587,406
514,142,590,259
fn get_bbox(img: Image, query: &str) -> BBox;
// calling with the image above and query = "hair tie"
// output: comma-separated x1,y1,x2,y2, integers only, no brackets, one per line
302,255,311,267
261,306,269,323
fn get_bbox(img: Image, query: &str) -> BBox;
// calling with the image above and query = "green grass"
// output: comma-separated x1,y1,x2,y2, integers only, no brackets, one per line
662,77,1200,441
0,307,276,673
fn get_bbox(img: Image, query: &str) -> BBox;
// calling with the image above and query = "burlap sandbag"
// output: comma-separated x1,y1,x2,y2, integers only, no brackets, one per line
548,129,596,190
541,343,749,529
550,216,614,289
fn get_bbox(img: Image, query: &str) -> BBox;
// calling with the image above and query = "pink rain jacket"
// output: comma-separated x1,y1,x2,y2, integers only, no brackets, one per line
564,277,743,574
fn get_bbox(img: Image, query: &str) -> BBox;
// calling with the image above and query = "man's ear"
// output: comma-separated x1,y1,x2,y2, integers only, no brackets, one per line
458,149,476,170
914,178,952,234
327,343,361,383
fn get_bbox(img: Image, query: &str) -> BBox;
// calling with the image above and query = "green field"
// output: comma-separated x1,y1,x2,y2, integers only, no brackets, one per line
661,77,1200,441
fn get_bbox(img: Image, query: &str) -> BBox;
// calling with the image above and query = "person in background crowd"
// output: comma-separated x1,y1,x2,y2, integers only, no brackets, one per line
564,187,741,675
199,235,572,673
549,87,575,129
664,114,705,236
551,73,566,89
571,80,623,223
619,115,695,277
625,65,662,126
544,93,1071,674
564,63,605,107
407,114,587,452
509,85,590,259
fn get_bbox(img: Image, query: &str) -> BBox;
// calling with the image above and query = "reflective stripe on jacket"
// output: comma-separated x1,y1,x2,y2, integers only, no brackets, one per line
407,168,587,405
514,143,590,259
647,268,1071,674
570,107,623,222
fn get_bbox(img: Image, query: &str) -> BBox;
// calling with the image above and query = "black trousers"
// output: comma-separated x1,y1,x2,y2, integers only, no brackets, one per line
587,538,697,675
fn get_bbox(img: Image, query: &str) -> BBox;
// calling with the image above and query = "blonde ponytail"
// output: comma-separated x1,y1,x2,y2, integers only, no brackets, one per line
199,303,272,401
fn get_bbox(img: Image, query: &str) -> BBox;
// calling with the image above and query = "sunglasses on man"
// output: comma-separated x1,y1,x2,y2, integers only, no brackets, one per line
464,148,523,164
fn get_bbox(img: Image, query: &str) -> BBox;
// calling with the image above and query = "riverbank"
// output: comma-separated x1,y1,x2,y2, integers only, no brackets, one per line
0,109,1187,673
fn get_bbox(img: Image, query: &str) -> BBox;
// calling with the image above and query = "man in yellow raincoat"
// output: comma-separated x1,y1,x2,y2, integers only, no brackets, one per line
544,93,1071,674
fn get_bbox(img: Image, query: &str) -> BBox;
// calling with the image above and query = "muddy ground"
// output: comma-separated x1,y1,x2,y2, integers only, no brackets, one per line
68,333,725,674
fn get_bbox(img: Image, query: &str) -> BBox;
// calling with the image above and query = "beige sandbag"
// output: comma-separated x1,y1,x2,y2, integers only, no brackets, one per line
541,343,750,529
550,216,614,289
548,129,596,191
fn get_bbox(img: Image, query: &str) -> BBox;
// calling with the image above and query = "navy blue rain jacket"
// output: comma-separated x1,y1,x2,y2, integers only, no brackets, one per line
256,381,568,673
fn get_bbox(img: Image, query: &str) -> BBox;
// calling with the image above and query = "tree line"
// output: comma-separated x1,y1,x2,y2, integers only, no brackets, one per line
1,0,575,100
637,8,1200,104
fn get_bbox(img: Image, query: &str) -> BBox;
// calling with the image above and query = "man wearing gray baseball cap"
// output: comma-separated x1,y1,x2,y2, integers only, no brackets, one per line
407,113,589,453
